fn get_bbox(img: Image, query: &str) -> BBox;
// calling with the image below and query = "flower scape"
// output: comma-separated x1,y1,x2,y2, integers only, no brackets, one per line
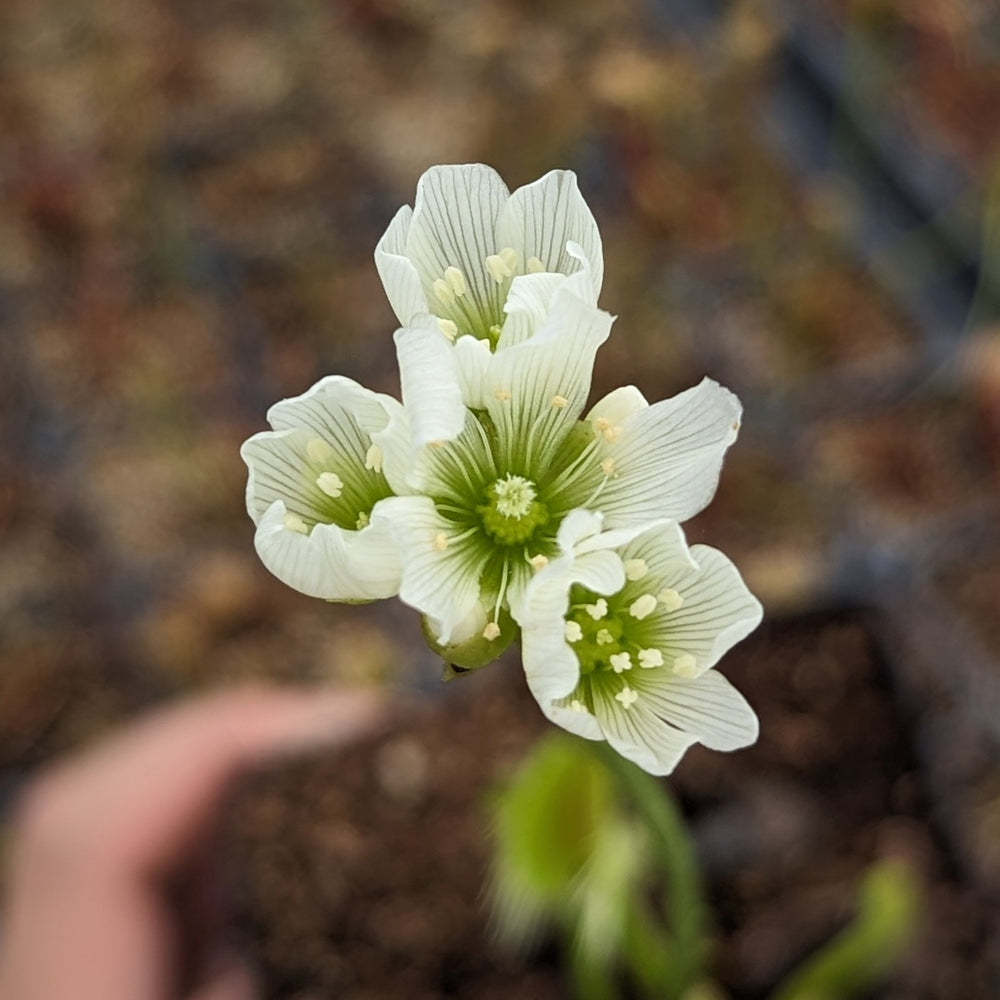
241,164,763,775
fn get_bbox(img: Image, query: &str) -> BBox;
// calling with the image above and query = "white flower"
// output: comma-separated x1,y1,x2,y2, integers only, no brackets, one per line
518,511,762,776
240,375,411,601
377,281,743,654
375,164,603,348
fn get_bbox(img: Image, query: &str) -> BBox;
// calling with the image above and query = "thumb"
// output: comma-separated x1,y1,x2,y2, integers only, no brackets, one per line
186,957,258,1000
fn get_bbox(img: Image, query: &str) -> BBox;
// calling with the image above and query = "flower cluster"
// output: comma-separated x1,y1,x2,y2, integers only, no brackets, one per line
241,164,762,775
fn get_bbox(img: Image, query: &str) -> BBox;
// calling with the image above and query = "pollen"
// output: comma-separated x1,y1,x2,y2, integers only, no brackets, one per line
433,532,449,551
432,278,455,306
317,472,344,498
610,652,632,673
673,654,697,677
483,621,501,641
283,512,309,535
444,266,467,295
438,318,459,341
493,388,512,401
355,511,370,530
365,444,383,473
615,686,639,709
594,417,611,434
526,256,545,273
550,394,568,409
584,598,608,620
624,558,648,581
529,553,549,571
596,628,614,646
657,588,684,611
485,252,514,283
565,620,583,643
306,437,333,463
600,457,616,477
638,648,663,669
569,699,587,713
629,594,658,620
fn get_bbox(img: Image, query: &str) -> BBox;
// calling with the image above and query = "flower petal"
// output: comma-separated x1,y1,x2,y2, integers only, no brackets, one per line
499,169,603,301
378,495,490,645
374,203,428,325
589,378,742,526
496,271,566,349
252,499,401,601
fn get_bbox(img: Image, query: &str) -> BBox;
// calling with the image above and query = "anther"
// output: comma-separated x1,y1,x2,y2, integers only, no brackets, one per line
624,558,648,581
317,472,344,498
283,513,309,534
483,621,501,641
600,457,616,477
438,318,459,341
444,266,466,295
610,652,632,673
433,532,449,551
493,388,512,401
550,394,568,409
365,444,383,473
499,247,517,270
569,699,587,713
355,511,370,530
629,594,657,620
584,598,608,620
529,554,549,571
565,620,583,642
615,686,639,709
596,628,614,646
306,437,333,463
638,648,663,669
526,256,545,273
432,278,455,306
657,588,684,612
673,654,697,677
485,253,514,284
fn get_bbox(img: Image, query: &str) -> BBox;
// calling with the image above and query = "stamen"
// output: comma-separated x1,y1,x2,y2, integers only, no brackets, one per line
585,598,608,620
526,256,545,273
610,652,632,673
657,588,684,612
569,699,588,713
433,532,449,551
438,318,459,341
306,437,333,463
596,628,614,646
355,511,370,530
493,388,512,401
283,513,309,534
624,558,648,581
629,594,658,620
483,622,501,641
593,417,611,434
432,278,455,306
615,686,639,709
529,554,549,571
365,444,383,473
444,266,467,296
317,472,344,498
592,415,621,442
485,252,514,283
638,648,663,669
550,394,568,409
565,620,583,643
499,247,517,271
673,654,697,677
600,457,616,477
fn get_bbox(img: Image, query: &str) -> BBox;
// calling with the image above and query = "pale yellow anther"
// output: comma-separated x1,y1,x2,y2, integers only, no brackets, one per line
283,512,309,535
596,628,614,646
485,253,514,283
584,598,608,620
638,648,664,669
602,425,621,443
526,255,545,273
593,417,611,433
610,652,632,673
355,511,370,530
493,388,512,401
433,532,449,551
673,654,697,677
629,593,658,620
483,621,501,641
550,394,569,409
657,588,684,612
565,620,583,643
365,444,383,473
499,247,517,270
600,457,616,477
306,437,333,463
317,472,344,498
615,686,639,709
432,278,455,306
569,698,587,713
438,318,459,341
444,266,467,296
529,554,549,571
429,440,444,449
624,558,648,581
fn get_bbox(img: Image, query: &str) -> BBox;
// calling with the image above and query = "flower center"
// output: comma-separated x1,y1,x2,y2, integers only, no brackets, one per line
478,474,549,546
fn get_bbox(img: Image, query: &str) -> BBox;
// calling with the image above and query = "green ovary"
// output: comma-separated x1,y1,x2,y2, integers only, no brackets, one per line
477,474,550,546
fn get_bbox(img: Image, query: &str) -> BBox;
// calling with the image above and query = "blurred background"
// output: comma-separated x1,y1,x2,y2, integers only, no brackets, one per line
1,0,999,996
